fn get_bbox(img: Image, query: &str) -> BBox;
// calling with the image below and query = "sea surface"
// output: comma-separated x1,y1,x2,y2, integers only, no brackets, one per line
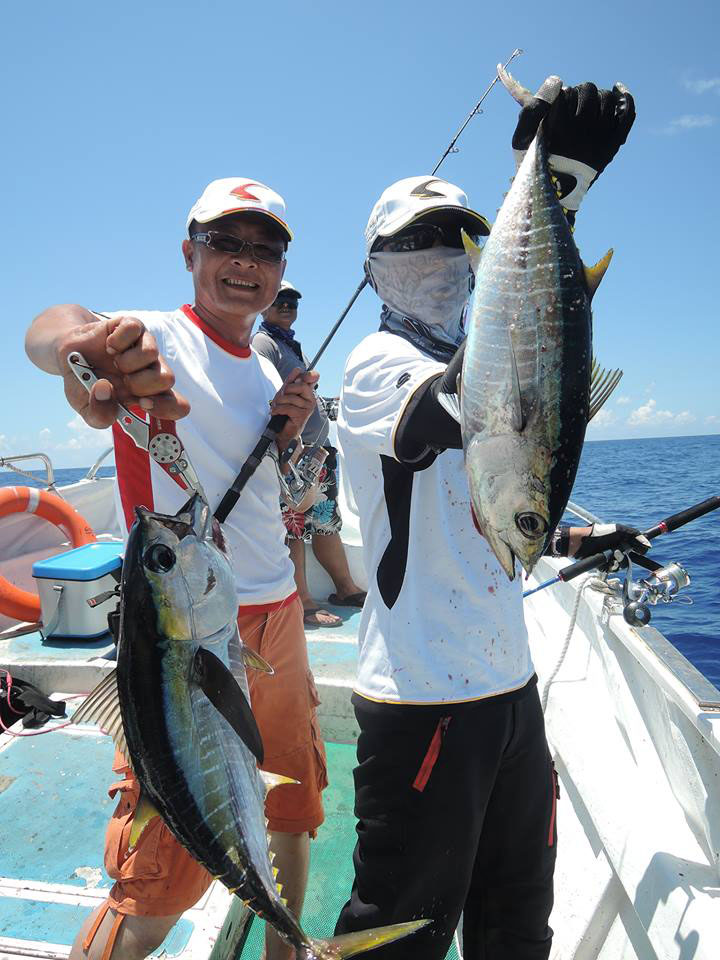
1,436,718,686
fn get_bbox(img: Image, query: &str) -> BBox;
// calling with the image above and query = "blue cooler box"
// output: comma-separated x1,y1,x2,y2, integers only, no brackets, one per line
32,541,124,639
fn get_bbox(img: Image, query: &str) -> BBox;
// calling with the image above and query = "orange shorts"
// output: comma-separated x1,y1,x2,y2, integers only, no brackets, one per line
102,593,327,918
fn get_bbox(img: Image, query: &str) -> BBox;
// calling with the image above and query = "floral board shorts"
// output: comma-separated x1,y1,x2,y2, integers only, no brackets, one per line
282,445,343,542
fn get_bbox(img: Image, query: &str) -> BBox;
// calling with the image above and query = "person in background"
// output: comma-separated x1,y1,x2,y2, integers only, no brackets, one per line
26,178,327,960
253,280,366,627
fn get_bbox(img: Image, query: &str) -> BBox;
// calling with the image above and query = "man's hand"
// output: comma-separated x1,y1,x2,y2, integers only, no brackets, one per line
271,367,320,451
569,523,650,570
56,315,190,429
501,66,636,215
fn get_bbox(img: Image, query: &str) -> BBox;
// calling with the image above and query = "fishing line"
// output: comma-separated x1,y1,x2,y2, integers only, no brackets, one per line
215,48,525,526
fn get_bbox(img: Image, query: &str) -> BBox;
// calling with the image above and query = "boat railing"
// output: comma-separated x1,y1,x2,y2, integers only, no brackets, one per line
84,446,115,480
0,453,60,495
565,499,603,526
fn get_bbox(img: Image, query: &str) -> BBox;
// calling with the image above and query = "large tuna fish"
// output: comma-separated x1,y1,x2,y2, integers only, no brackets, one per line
460,70,619,579
74,494,426,959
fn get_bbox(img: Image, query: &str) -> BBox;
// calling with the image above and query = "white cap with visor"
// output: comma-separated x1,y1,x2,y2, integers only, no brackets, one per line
186,178,293,243
364,176,490,256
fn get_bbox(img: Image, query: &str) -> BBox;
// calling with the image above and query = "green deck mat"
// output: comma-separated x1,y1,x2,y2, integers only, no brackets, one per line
241,741,459,960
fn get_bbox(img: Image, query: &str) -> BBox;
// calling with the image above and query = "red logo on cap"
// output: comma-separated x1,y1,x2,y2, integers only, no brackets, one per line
230,182,262,202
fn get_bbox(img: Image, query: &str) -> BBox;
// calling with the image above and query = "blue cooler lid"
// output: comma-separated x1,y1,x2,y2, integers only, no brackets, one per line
32,541,124,581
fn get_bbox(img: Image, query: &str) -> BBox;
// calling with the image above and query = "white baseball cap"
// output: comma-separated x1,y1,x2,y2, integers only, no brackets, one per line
186,178,293,242
364,176,491,255
277,280,302,299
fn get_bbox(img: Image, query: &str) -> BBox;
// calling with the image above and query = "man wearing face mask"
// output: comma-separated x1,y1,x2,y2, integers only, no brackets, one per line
335,80,641,959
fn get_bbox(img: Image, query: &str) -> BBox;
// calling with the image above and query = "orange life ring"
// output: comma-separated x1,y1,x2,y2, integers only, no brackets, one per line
0,487,96,623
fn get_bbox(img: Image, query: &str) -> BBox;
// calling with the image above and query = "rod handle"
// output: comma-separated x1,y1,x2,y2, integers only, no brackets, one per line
644,495,720,540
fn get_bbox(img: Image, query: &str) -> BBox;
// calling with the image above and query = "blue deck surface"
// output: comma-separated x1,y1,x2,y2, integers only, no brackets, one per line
0,728,115,885
0,726,194,953
0,628,114,663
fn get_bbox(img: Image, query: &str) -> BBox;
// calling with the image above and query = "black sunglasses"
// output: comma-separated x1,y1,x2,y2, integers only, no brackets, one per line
273,297,299,309
191,231,285,264
375,222,483,254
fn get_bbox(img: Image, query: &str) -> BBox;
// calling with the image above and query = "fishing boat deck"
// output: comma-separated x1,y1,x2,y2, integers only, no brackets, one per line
0,694,458,960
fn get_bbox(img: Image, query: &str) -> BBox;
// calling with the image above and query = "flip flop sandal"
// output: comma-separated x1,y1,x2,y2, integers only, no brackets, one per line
303,607,342,627
327,592,367,608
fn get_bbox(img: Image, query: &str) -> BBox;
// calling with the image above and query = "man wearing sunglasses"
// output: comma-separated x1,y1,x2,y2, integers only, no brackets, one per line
26,178,327,960
253,281,366,627
335,80,637,959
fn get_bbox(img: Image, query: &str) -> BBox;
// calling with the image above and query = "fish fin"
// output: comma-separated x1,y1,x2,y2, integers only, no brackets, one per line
497,64,562,107
260,770,300,795
71,670,129,763
191,647,264,764
436,390,461,424
584,249,613,300
461,229,483,274
589,357,623,420
507,327,526,432
242,646,275,675
128,792,161,849
272,866,279,879
312,920,431,959
276,882,283,896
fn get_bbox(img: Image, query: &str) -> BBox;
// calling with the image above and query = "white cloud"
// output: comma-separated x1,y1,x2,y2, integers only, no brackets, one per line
659,114,716,135
627,399,696,427
587,408,616,428
683,77,720,95
39,427,51,441
55,414,112,451
0,434,7,452
615,395,631,406
705,414,720,425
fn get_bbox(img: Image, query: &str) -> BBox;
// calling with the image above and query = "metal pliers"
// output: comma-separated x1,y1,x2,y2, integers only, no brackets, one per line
67,351,208,503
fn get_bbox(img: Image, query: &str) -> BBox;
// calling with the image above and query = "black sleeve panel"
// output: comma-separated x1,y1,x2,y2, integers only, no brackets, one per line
394,374,463,471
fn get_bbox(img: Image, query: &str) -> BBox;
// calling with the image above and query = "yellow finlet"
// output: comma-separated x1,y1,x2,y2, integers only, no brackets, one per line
584,249,613,300
461,229,484,274
317,919,431,958
128,793,161,849
260,770,299,795
242,646,275,675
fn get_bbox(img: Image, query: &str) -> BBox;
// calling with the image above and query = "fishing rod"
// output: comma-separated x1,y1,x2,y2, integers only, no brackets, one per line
214,48,524,525
523,495,720,603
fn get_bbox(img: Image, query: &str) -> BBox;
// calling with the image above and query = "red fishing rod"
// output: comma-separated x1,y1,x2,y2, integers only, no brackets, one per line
523,495,720,599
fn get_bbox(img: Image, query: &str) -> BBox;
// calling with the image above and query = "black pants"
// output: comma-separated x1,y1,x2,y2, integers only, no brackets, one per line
335,680,557,960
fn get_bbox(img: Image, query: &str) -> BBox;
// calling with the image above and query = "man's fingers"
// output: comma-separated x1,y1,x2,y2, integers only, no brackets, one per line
134,390,191,420
123,360,176,398
105,316,147,355
112,336,161,375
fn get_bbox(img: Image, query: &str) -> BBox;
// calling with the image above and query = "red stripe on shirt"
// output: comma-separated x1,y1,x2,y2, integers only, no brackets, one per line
181,304,251,358
238,591,299,616
113,420,153,531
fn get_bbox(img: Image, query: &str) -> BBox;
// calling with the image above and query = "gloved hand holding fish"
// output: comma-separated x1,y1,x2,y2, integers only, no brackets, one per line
456,67,634,579
73,495,427,958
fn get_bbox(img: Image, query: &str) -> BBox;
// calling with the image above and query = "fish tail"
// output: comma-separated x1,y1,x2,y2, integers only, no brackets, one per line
306,919,430,959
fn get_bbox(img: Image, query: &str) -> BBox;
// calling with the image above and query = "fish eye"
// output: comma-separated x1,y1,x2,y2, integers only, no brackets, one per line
144,543,177,573
515,512,548,539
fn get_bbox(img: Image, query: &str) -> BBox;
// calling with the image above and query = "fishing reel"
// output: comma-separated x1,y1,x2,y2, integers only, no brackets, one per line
273,442,328,512
620,557,692,627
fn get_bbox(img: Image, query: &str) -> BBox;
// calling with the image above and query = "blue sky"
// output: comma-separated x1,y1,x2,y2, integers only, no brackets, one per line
2,0,718,467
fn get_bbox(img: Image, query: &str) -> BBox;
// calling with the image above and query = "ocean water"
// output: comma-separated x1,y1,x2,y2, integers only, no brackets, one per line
1,437,718,686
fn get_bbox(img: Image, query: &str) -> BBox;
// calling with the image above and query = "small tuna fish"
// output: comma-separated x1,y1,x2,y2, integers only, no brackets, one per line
460,69,620,579
75,494,426,958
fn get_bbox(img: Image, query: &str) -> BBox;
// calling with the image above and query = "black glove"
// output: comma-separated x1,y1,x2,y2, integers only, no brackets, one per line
512,81,636,214
571,523,650,570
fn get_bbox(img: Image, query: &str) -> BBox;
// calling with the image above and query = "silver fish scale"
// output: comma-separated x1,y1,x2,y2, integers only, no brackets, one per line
460,128,593,577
